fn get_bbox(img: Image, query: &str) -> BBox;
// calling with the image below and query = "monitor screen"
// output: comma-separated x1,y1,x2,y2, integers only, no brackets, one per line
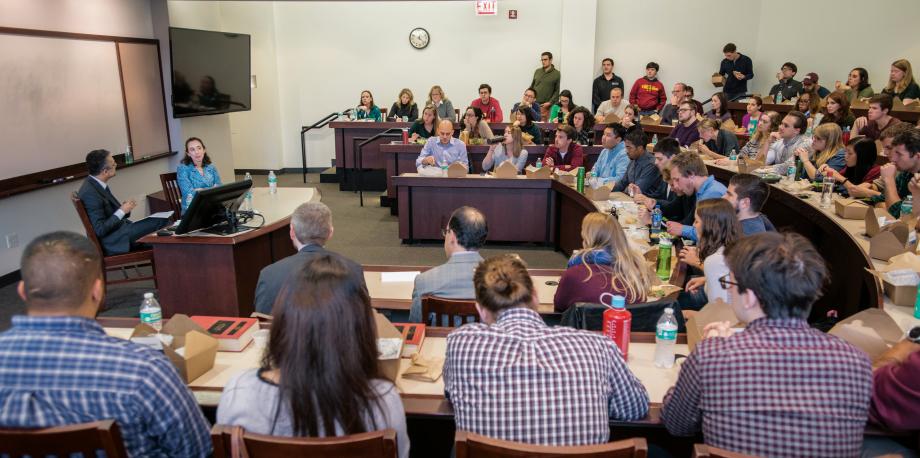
175,179,252,235
169,27,251,118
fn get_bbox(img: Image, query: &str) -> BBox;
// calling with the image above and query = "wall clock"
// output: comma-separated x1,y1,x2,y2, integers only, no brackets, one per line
409,27,430,50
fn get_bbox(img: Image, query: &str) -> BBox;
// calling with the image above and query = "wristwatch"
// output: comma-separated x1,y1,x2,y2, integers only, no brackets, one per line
908,326,920,344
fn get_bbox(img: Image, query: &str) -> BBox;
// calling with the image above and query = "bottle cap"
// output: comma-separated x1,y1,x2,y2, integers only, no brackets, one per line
664,307,674,314
612,295,626,308
143,292,154,299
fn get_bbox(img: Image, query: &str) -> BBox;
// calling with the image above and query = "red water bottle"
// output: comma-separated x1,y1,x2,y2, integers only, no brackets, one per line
401,128,409,144
602,294,631,359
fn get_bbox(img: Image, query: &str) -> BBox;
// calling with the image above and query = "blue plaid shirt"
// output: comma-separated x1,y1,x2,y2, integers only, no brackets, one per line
0,316,211,457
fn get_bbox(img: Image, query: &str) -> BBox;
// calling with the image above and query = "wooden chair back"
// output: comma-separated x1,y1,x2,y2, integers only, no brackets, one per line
421,295,480,327
455,431,647,458
0,419,128,458
212,425,398,458
692,444,758,458
71,192,106,255
159,172,182,216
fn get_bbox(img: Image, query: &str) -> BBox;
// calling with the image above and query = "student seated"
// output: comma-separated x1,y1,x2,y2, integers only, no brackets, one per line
663,152,727,241
659,82,689,125
543,124,584,172
554,212,654,312
818,91,855,130
881,59,920,105
178,137,222,212
695,119,740,160
731,111,780,160
629,62,666,115
568,106,595,145
634,138,695,227
797,123,846,181
513,107,542,144
740,95,763,133
461,107,494,145
219,255,409,458
389,88,419,121
680,199,741,305
445,254,650,446
511,87,542,122
621,104,640,129
724,173,776,235
669,101,701,147
852,94,902,141
768,62,802,102
835,67,874,104
755,111,808,166
427,85,455,121
795,90,820,119
865,326,920,457
612,128,666,198
471,83,503,122
355,90,381,121
662,232,872,458
589,123,630,186
868,127,920,217
705,92,730,122
802,72,831,99
0,232,211,457
819,137,881,198
548,89,577,124
408,105,438,142
482,125,529,172
594,87,627,122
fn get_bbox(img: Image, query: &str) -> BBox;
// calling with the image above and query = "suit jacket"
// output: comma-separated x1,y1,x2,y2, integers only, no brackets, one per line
409,251,484,323
77,177,132,255
253,245,366,315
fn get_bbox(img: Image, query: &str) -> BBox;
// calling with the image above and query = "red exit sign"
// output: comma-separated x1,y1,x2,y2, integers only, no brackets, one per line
476,0,498,16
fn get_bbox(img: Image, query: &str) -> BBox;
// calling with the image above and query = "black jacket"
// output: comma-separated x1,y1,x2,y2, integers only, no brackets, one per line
592,73,625,113
77,177,132,255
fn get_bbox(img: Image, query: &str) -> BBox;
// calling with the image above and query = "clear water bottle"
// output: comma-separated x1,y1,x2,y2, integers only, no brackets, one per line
651,134,659,146
267,170,278,194
728,149,737,161
651,204,663,233
901,195,913,217
139,292,162,332
536,158,543,169
786,163,797,182
654,307,678,368
125,145,134,165
774,89,783,104
242,172,254,211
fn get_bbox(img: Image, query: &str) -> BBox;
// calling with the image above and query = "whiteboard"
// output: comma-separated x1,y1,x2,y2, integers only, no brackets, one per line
0,34,129,181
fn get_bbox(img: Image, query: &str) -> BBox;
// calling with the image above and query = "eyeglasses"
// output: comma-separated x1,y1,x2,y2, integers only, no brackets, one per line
718,273,740,290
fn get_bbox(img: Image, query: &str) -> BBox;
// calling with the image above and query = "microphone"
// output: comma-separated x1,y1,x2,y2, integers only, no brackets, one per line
486,137,504,144
340,107,354,116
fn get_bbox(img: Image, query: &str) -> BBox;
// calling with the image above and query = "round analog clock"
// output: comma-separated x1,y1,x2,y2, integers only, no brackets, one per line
409,27,430,50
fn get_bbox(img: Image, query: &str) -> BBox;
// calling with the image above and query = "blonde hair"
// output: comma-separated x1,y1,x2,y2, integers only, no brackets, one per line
887,59,915,95
753,111,781,144
427,85,449,105
506,125,523,157
575,212,654,301
396,88,414,107
813,123,845,168
698,118,721,132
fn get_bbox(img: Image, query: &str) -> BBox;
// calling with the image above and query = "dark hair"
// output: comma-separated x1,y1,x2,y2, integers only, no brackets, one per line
558,89,575,110
869,93,893,113
478,83,492,94
85,149,111,176
845,137,878,184
448,206,488,250
722,43,737,53
358,90,375,109
653,137,681,158
465,106,485,128
711,92,728,117
569,106,594,131
524,87,536,97
646,62,659,71
696,199,741,261
785,111,807,134
181,137,212,166
750,95,763,110
821,92,852,125
606,122,627,140
602,57,614,66
729,173,770,212
542,51,553,60
624,126,647,148
264,254,382,437
679,99,697,113
555,123,576,141
670,151,708,177
852,67,871,92
782,62,798,74
892,126,920,157
515,103,535,127
20,231,102,310
474,254,534,314
724,232,827,320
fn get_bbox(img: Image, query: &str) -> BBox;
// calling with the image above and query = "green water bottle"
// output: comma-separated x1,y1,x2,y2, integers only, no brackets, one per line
656,235,672,281
914,287,920,319
576,167,585,193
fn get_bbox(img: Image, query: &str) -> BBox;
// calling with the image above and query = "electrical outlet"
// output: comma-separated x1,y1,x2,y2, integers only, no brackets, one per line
5,233,18,249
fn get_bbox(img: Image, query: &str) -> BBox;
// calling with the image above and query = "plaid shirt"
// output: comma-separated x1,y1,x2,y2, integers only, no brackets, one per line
444,307,649,446
0,316,211,458
661,318,872,458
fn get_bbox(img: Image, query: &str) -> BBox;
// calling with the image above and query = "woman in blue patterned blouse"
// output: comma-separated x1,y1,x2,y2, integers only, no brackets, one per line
177,137,222,212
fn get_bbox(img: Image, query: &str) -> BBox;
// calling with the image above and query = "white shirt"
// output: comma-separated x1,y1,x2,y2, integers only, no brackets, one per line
703,246,730,303
596,100,627,119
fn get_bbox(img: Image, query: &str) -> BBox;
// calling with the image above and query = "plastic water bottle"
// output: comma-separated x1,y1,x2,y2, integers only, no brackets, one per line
914,287,920,319
728,149,737,161
267,170,278,194
602,295,631,360
651,205,663,233
124,145,134,165
654,308,678,368
651,134,659,146
656,235,672,281
786,163,797,182
774,89,783,104
901,195,913,217
536,158,543,169
243,172,254,211
139,292,162,332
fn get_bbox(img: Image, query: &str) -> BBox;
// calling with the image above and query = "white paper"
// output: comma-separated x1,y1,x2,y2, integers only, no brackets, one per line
141,211,174,221
381,271,420,283
883,269,920,286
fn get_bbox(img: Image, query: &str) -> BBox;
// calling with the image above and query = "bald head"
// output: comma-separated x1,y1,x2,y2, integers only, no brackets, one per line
19,232,102,313
448,206,488,250
437,119,455,144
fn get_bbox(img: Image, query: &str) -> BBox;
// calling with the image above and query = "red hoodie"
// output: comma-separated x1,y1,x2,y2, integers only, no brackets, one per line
629,77,666,111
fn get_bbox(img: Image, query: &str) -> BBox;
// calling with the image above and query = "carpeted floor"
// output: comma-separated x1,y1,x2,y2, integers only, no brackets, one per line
0,171,567,330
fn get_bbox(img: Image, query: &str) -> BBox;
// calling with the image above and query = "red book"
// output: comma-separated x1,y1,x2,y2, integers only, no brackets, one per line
392,323,426,357
190,316,258,352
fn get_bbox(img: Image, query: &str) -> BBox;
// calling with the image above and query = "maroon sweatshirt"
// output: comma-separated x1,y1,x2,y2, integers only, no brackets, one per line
869,350,920,431
629,77,666,111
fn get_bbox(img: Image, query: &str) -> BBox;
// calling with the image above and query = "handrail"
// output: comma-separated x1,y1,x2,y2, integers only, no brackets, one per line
355,128,404,207
300,111,346,183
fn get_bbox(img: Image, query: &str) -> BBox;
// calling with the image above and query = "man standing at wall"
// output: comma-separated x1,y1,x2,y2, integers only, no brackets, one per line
592,57,625,113
718,43,754,101
531,51,561,121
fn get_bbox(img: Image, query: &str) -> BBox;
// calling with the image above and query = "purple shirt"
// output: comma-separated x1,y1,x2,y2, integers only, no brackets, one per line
670,120,701,146
870,349,920,431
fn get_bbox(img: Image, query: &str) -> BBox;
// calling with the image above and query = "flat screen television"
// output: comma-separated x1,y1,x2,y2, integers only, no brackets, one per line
169,27,251,118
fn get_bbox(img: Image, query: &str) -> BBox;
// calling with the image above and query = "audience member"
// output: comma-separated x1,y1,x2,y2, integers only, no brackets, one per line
734,111,780,160
634,138,695,227
865,327,920,457
511,87,542,122
795,90,820,119
629,62,666,115
513,106,542,144
592,57,626,113
756,111,808,166
621,104,639,129
659,82,688,125
662,232,872,458
389,88,419,121
664,152,727,241
613,128,666,198
740,96,763,132
409,207,487,323
532,51,561,119
417,119,470,168
445,254,649,446
255,202,365,315
835,67,874,103
820,137,881,198
549,89,576,124
543,124,584,172
696,119,740,160
482,125,529,172
802,72,830,98
461,106,495,144
879,121,913,157
882,59,920,104
819,91,855,129
681,199,741,304
569,107,595,145
717,43,754,101
471,84,503,122
724,173,775,235
427,85,455,121
77,149,170,255
683,85,705,114
554,212,654,312
0,232,211,457
797,123,846,181
177,137,222,212
590,123,630,186
408,105,438,141
595,87,627,122
853,94,903,140
356,90,382,121
669,100,701,147
220,255,409,458
768,62,802,102
870,126,920,217
706,92,730,122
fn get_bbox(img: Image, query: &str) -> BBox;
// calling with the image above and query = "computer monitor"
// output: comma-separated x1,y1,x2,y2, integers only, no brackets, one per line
174,179,252,235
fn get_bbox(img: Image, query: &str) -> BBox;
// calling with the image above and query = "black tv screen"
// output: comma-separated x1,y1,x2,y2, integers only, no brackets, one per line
169,27,251,118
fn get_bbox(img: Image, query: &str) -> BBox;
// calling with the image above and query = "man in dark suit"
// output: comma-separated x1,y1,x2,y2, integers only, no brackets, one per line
76,149,169,255
254,201,365,315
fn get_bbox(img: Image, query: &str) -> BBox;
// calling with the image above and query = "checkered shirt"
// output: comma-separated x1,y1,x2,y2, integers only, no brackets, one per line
444,307,649,446
0,316,212,458
661,318,872,458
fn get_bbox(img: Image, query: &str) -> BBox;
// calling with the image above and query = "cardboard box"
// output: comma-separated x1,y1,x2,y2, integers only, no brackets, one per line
736,158,765,174
866,252,920,306
835,198,870,220
554,170,576,186
446,162,468,178
373,311,405,383
130,314,218,383
829,308,904,359
686,299,744,352
721,120,737,132
525,165,552,179
864,207,913,260
711,73,725,87
603,113,621,124
584,185,612,201
492,160,518,178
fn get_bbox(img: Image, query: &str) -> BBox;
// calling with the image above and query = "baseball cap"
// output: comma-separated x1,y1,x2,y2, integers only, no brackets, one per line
803,72,819,85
